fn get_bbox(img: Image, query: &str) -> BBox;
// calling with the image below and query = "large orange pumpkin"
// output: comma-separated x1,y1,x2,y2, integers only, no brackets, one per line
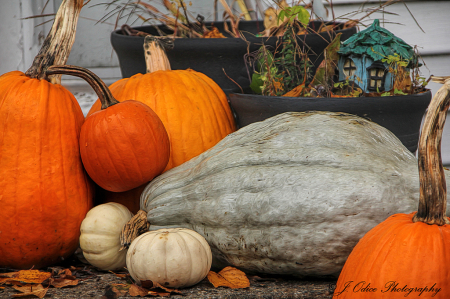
334,77,450,299
47,65,170,193
0,0,93,269
88,36,236,172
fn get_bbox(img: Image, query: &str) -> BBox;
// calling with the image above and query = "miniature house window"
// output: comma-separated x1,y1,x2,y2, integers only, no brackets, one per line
343,58,357,77
367,62,386,92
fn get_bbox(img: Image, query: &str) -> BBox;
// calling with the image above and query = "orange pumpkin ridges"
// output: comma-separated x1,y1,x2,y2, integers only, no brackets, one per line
87,35,236,172
0,0,94,270
334,77,450,298
46,65,171,193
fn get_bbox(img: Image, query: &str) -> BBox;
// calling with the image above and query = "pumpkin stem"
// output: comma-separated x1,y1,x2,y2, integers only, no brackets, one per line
413,76,450,225
119,210,150,250
144,36,173,73
46,65,119,109
25,0,83,84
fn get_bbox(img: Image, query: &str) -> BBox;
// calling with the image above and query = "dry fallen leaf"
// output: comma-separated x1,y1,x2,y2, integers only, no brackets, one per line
207,266,250,289
128,284,149,296
142,280,182,294
109,270,132,280
11,284,48,298
48,277,79,288
103,283,130,299
148,290,171,297
0,270,51,285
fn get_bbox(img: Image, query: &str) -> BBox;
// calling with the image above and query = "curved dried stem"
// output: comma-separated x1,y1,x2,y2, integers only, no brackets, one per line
119,210,150,250
25,0,83,84
413,76,450,225
46,65,119,110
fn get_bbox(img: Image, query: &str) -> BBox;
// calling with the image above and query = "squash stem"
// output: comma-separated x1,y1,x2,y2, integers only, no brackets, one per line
144,36,173,73
25,0,83,84
119,210,150,250
46,65,120,109
413,76,450,225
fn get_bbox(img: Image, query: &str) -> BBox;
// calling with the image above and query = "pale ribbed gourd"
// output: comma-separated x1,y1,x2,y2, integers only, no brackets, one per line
126,228,212,288
80,203,133,270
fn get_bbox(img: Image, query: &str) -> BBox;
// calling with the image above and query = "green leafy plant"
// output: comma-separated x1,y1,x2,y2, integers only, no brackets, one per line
381,89,408,96
333,78,363,97
278,5,310,27
249,5,313,97
249,26,312,97
381,53,409,68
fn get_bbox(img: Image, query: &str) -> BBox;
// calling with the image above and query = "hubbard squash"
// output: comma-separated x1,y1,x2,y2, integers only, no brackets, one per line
334,77,450,298
46,65,170,193
0,0,93,269
141,111,450,277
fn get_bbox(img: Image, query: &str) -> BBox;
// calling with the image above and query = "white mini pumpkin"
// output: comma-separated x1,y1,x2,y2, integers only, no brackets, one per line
126,228,212,288
80,202,133,270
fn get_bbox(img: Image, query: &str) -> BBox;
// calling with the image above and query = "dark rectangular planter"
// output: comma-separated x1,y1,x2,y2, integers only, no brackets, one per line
111,21,357,93
227,90,432,153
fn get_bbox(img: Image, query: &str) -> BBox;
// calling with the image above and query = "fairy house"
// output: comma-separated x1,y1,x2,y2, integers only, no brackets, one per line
337,19,415,93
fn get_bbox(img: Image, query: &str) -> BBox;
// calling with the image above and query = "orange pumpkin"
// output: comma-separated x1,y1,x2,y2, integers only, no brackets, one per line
0,0,93,269
334,76,450,299
88,36,236,172
47,65,170,193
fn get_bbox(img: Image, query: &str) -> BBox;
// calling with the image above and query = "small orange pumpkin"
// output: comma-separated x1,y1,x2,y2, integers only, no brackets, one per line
46,65,170,193
88,36,236,172
334,76,450,299
0,0,93,269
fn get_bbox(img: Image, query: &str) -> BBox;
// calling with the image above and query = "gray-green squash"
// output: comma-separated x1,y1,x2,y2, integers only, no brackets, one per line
141,111,450,277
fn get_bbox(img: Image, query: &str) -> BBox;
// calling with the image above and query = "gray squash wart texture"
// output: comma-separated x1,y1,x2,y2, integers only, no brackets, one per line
141,111,450,278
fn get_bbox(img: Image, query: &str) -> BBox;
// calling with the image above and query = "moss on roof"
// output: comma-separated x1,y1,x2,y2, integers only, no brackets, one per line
338,19,415,62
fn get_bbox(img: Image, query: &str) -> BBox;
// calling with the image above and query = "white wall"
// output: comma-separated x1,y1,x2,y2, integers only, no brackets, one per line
0,0,53,74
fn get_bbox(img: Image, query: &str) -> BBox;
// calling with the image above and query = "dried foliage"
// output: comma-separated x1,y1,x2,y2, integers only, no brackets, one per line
102,275,183,298
207,267,250,289
0,268,81,298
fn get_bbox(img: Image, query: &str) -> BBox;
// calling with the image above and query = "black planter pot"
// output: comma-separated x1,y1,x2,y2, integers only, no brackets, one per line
111,21,357,93
228,90,432,153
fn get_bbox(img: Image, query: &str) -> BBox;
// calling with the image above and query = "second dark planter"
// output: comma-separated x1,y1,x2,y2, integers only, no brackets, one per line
111,21,357,93
228,90,432,153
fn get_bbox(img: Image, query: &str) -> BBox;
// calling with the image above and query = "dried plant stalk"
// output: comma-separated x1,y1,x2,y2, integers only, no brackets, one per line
120,210,150,250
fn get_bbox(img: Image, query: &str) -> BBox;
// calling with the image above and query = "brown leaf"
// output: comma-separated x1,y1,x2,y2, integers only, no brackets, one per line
0,272,17,278
140,280,154,289
1,270,51,285
49,277,79,288
109,271,129,279
152,281,182,294
57,269,74,278
207,267,250,289
102,284,130,299
141,280,182,294
148,290,170,297
203,27,226,38
128,284,148,297
11,284,48,298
